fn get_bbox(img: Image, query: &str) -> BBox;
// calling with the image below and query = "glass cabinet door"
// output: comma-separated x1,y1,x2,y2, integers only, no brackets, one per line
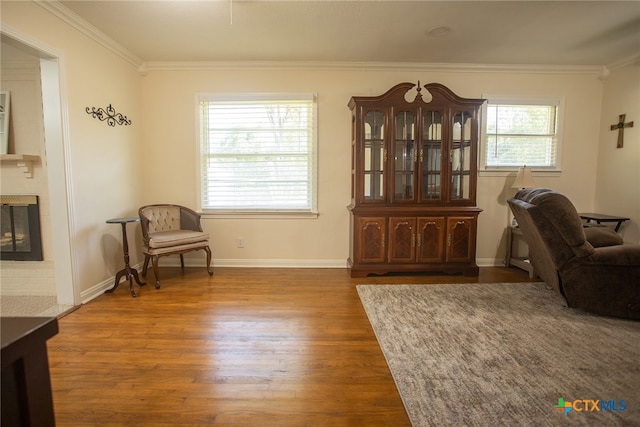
451,111,473,201
421,111,442,201
393,111,415,201
363,110,385,201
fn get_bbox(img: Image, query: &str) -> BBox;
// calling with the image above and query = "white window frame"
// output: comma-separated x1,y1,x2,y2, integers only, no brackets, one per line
479,95,564,176
196,93,318,217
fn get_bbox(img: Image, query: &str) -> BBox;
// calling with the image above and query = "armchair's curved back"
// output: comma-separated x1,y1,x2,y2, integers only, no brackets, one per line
138,204,203,244
140,205,182,234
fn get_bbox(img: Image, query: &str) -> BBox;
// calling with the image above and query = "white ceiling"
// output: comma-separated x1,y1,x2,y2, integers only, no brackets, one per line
49,1,640,67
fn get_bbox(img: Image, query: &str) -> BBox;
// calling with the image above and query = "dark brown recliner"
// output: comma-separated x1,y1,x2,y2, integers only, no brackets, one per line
508,188,640,319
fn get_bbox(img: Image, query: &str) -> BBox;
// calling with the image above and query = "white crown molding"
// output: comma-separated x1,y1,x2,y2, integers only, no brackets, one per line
606,52,640,71
596,53,640,81
35,0,143,69
142,60,604,75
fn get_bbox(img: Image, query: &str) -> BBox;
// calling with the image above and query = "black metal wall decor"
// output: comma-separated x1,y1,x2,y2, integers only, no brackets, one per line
86,104,132,127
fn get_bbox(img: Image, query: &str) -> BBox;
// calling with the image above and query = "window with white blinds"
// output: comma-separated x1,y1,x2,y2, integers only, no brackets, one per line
198,93,317,213
482,98,561,170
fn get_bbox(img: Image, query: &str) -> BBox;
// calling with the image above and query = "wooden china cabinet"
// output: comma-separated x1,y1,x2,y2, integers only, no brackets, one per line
347,82,485,277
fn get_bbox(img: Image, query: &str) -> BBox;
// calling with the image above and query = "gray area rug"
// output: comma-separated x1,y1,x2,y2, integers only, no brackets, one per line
357,283,640,427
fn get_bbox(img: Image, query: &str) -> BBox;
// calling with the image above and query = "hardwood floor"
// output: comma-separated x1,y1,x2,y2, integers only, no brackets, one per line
48,267,536,426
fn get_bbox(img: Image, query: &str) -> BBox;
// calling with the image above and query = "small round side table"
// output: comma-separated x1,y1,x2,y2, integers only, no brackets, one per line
105,217,146,297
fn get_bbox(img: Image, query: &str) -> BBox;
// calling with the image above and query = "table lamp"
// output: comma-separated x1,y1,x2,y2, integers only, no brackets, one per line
511,165,537,190
510,165,537,226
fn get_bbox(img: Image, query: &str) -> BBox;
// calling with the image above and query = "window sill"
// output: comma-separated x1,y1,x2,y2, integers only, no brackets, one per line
201,210,319,220
479,168,562,178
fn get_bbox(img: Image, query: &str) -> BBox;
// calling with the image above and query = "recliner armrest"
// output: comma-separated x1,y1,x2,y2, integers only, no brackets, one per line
584,227,624,248
581,244,640,266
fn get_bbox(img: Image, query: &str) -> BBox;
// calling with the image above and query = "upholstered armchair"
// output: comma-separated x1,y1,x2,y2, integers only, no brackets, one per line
508,188,640,319
139,204,213,289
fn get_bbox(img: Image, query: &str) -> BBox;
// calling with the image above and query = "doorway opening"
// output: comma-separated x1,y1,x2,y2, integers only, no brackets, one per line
0,31,77,315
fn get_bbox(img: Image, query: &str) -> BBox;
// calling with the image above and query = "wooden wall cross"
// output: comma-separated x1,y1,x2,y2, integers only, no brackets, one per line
610,114,634,148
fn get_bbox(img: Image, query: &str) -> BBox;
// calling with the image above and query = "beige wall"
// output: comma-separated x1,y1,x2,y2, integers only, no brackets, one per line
595,63,640,244
141,68,604,267
3,1,636,300
1,1,144,301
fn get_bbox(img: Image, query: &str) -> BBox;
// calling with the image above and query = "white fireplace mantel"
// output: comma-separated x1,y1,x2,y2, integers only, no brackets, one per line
0,154,40,178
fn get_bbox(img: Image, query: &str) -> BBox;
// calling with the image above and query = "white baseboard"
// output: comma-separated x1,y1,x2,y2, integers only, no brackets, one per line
80,261,146,303
476,258,505,267
169,257,504,268
170,258,349,269
81,276,116,304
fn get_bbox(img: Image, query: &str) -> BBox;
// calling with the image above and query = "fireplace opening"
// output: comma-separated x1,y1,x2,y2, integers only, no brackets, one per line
1,195,43,261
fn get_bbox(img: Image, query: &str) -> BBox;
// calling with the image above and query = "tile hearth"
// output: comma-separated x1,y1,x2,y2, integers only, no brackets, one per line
0,295,75,318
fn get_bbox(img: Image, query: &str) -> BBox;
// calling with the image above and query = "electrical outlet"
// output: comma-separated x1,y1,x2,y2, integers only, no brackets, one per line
236,237,245,248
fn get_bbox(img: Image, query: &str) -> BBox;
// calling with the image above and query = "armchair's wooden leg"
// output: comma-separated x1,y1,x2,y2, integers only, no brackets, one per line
204,246,213,276
142,255,150,277
180,254,185,269
151,255,161,289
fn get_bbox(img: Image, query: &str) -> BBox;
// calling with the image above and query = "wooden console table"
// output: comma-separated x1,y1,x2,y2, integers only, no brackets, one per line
579,213,630,232
1,317,58,426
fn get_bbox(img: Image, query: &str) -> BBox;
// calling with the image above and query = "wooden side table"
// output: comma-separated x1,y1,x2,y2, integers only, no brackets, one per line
505,225,536,278
105,217,146,297
579,213,630,232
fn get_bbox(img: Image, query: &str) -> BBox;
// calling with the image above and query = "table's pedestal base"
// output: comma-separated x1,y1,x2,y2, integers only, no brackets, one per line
106,266,146,297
